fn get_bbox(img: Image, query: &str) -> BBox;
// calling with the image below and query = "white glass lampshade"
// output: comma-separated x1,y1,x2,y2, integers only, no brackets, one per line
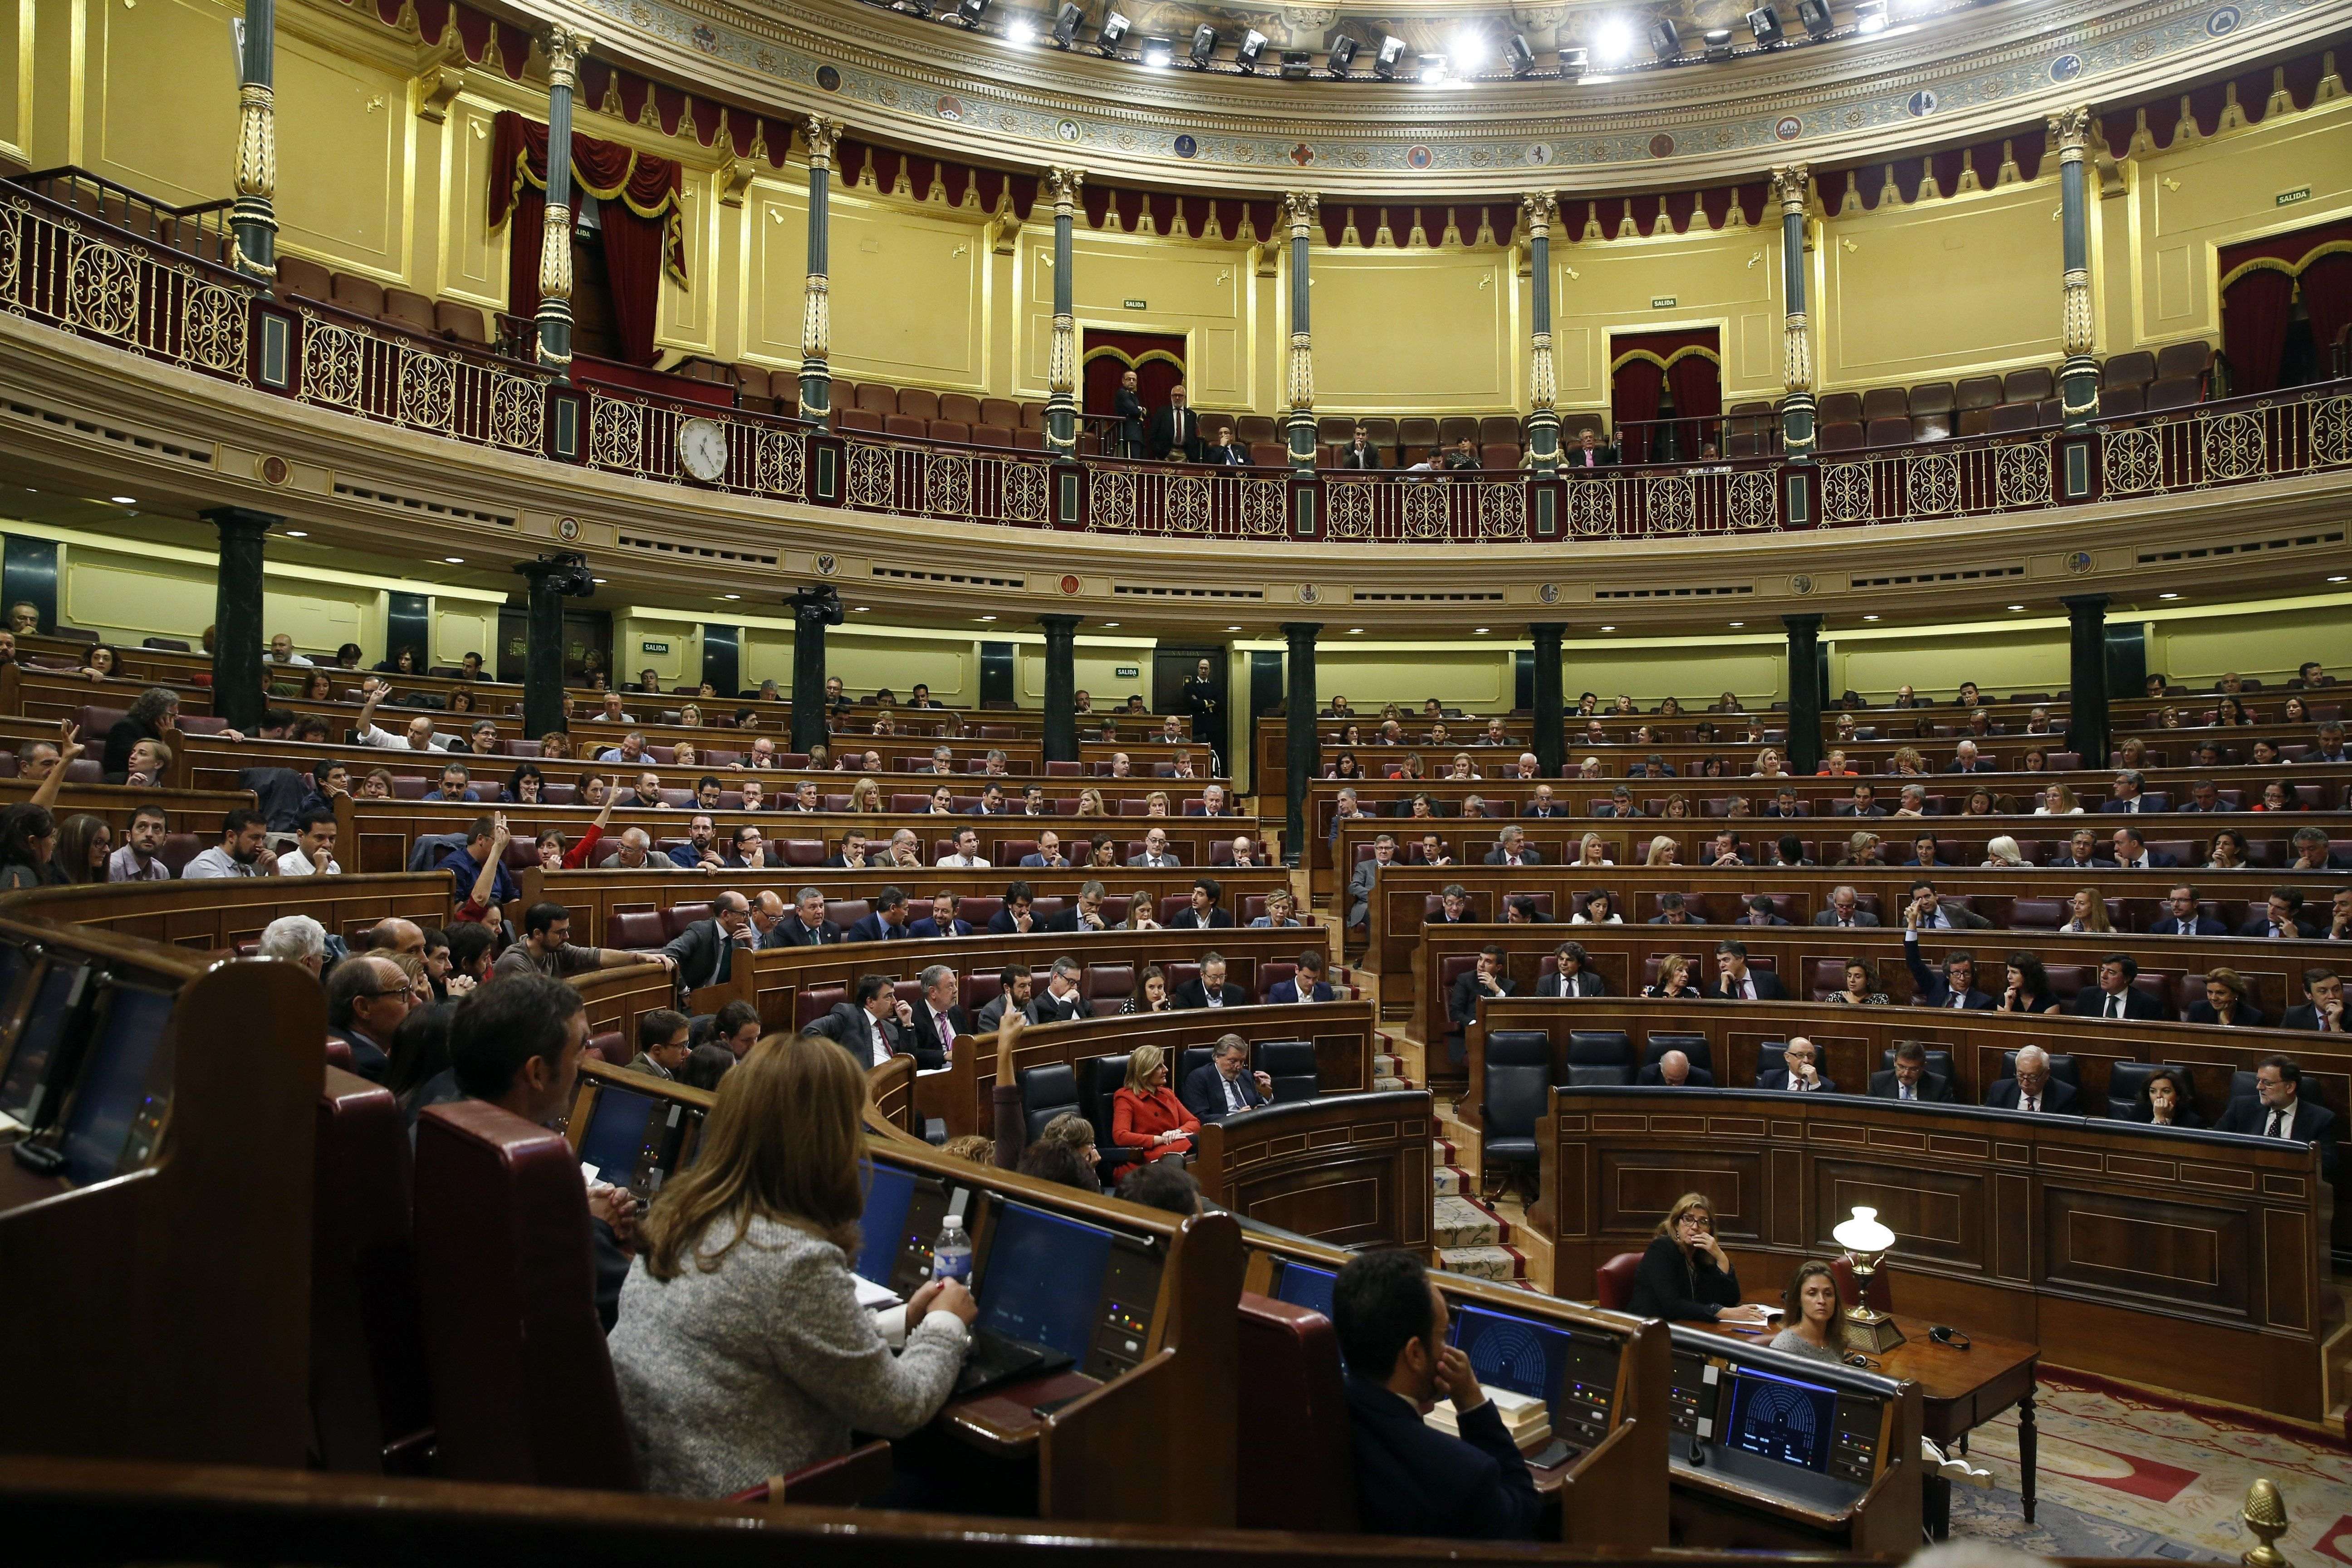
1832,1206,1896,1255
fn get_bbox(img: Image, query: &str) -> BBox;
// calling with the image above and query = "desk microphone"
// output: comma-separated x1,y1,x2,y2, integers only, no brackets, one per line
1686,1438,1706,1467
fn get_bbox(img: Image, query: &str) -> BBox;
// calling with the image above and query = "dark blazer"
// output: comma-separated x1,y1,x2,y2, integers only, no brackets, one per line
1265,979,1336,1005
1042,907,1110,935
1339,443,1383,470
2071,986,2166,1021
805,1001,906,1067
1536,971,1608,998
1344,1375,1543,1542
1148,403,1201,462
1113,386,1144,450
1180,1060,1269,1124
1867,1068,1955,1103
1206,442,1250,465
2214,1097,2339,1178
763,913,841,948
1910,905,1993,931
983,909,1044,936
1520,803,1570,818
843,911,907,942
2098,797,2151,812
2046,854,2116,869
1166,907,1235,930
907,916,975,939
1018,853,1073,868
2151,915,2229,937
1025,989,1088,1025
1983,1077,2079,1113
1627,1233,1739,1321
2281,1004,2345,1033
1758,1068,1840,1094
2239,915,2318,939
661,919,745,990
330,1027,390,1083
1904,936,1994,1009
1811,910,1881,927
1646,913,1708,926
1635,1063,1714,1086
2185,1000,2269,1028
1448,970,1518,1028
1561,444,1617,470
1173,978,1251,1010
2119,1102,2205,1129
904,1003,970,1072
1712,970,1787,1002
1482,846,1543,866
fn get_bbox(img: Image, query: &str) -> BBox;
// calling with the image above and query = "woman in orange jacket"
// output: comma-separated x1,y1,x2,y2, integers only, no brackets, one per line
1110,1044,1199,1163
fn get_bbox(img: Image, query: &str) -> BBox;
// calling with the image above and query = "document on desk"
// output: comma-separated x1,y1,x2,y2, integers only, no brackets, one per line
853,1274,902,1309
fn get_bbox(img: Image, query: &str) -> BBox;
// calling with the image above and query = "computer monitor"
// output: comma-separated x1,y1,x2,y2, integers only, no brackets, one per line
1722,1365,1841,1474
975,1200,1116,1361
1449,1302,1579,1421
1272,1258,1338,1318
574,1082,676,1192
57,983,177,1187
0,960,92,1126
857,1161,918,1286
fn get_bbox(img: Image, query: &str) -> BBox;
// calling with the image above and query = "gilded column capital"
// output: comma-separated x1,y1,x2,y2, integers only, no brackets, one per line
1770,164,1811,215
541,24,590,91
1522,191,1557,239
804,116,843,170
2050,105,2092,162
1046,167,1085,206
1284,191,1319,235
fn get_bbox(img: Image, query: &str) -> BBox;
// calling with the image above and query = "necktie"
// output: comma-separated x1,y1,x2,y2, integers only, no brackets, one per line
1950,993,1965,1008
2107,994,2122,1019
1902,1085,1915,1102
935,1010,954,1059
707,931,730,988
1225,1074,1244,1112
2025,1095,2038,1112
869,1014,892,1063
2264,1107,2285,1137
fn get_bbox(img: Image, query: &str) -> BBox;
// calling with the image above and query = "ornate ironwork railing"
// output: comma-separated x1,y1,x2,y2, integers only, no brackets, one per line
5,177,2352,543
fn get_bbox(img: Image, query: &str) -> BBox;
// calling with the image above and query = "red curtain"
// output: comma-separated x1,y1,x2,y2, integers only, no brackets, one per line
1610,358,1665,463
2299,254,2352,373
490,111,686,365
2220,267,2296,395
1082,329,1188,432
599,206,665,367
1666,352,1724,457
506,181,545,329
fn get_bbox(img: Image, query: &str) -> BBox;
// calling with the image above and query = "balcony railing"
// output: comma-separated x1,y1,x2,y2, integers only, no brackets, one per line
6,182,2352,544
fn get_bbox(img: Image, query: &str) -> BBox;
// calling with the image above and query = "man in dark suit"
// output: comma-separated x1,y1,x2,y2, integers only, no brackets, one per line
2149,885,2229,938
1447,946,1518,1060
1904,881,1990,931
1181,1033,1274,1123
843,887,912,942
1339,423,1383,469
660,891,755,991
1044,881,1111,934
1147,382,1201,461
766,886,843,947
1266,951,1337,1004
1426,884,1477,929
806,974,911,1068
1018,830,1072,869
1205,423,1250,464
985,883,1043,936
1167,876,1235,929
2099,769,2151,812
1537,942,1607,997
908,891,976,940
1903,929,1994,1009
974,965,1033,1033
822,833,873,870
1335,1250,1544,1541
1128,827,1181,869
1711,940,1786,1001
1026,957,1089,1024
2282,969,2346,1034
2214,1054,2338,1179
1733,894,1788,927
1757,1036,1835,1094
1982,1045,2077,1112
1112,368,1144,458
1812,887,1880,928
1174,952,1250,1010
1636,1050,1712,1087
325,954,410,1082
1520,784,1567,818
1483,826,1540,867
2109,825,2178,871
2046,829,2115,870
1868,1043,1954,1103
1563,428,1615,470
2240,889,2318,940
903,965,969,1070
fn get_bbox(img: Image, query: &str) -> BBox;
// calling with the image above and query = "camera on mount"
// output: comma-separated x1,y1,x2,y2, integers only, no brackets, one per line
519,551,598,598
792,584,845,627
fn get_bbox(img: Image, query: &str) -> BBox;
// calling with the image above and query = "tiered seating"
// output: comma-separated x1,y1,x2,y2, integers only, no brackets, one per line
272,255,494,352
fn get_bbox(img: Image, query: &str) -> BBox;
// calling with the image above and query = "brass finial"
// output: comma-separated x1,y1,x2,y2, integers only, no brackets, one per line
2242,1477,2289,1568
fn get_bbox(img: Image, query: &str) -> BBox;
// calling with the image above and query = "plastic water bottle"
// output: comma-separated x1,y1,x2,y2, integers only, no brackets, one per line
932,1214,972,1286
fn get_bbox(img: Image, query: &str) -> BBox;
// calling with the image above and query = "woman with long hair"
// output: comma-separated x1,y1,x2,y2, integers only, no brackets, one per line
608,1035,975,1496
1074,787,1107,818
2127,1068,2204,1128
679,704,704,729
0,804,63,890
848,776,884,813
1643,834,1679,867
1122,964,1173,1014
2062,887,2112,935
2186,968,2266,1029
1981,835,2025,867
1626,1193,1765,1323
1996,953,2060,1014
53,813,113,885
1121,888,1160,928
1769,1261,1845,1363
1110,1044,1198,1164
2206,828,2250,868
1576,833,1614,867
303,668,337,702
2035,783,2080,816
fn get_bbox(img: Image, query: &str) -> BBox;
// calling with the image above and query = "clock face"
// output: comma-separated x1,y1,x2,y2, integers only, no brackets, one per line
677,417,728,482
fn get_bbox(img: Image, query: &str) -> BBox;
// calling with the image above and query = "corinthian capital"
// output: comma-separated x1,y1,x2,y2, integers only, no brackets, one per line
2049,105,2092,159
541,24,590,92
1284,191,1320,236
1770,164,1811,215
1522,191,1557,239
1046,166,1085,207
804,117,843,169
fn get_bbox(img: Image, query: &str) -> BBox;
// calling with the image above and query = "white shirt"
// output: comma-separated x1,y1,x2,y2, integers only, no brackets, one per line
2020,1091,2043,1112
1204,989,1225,1008
183,845,267,878
266,651,314,667
1897,1082,1919,1102
1785,1073,1819,1092
277,850,341,876
936,853,990,868
1570,913,1623,924
2263,1100,2302,1138
930,1008,956,1061
2117,796,2143,811
358,723,451,752
1222,1071,1247,1112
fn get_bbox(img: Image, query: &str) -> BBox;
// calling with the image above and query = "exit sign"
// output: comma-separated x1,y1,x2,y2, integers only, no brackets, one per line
1651,296,1677,308
2277,186,2311,206
640,640,669,654
1116,665,1141,678
1123,298,1148,309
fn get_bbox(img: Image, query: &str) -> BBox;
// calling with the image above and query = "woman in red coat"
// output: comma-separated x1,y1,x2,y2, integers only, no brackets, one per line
1111,1044,1198,1163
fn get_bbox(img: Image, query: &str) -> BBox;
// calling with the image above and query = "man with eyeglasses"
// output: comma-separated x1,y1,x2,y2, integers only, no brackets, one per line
326,954,415,1082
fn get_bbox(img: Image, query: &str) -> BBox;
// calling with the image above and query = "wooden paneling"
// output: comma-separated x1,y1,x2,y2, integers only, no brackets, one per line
1193,1091,1431,1250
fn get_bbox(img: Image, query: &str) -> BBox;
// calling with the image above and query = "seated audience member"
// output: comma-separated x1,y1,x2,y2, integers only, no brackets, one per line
911,890,976,940
1870,1040,1953,1102
2331,888,2352,942
1122,964,1174,1015
2289,826,2344,872
2124,1067,2202,1127
1637,1049,1710,1087
1769,1261,1845,1365
845,888,912,941
1174,952,1250,1010
973,965,1032,1032
2214,1054,2339,1178
804,975,914,1067
1538,941,1607,997
1813,886,1877,928
1019,1116,1101,1193
1644,954,1706,1000
183,808,279,879
1759,1035,1834,1093
1181,1033,1272,1124
1251,887,1303,927
1268,949,1336,1004
1347,834,1397,929
1903,930,1993,1010
492,901,666,980
904,965,967,1069
1830,959,1888,1006
2186,967,2267,1028
1111,1045,1199,1165
1983,1044,2076,1113
2111,825,2177,872
1733,892,1785,926
2073,953,2165,1021
1483,824,1539,867
1571,891,1621,926
2283,968,2346,1033
1448,944,1517,1052
1120,1159,1205,1217
1335,1250,1544,1541
1629,1193,1767,1324
608,1034,974,1496
628,1009,694,1080
1648,889,1699,922
2151,885,2228,937
1168,876,1235,929
1991,953,2060,1014
1711,940,1785,1001
106,803,176,882
1027,956,1088,1023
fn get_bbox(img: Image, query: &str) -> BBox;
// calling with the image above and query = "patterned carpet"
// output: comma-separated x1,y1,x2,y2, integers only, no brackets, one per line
1950,1370,2352,1561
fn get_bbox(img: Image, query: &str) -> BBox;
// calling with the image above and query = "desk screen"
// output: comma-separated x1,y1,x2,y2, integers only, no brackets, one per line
976,1200,1114,1362
0,961,90,1122
1273,1259,1338,1319
1449,1303,1578,1421
857,1161,918,1286
58,984,176,1187
1724,1366,1840,1474
576,1083,666,1188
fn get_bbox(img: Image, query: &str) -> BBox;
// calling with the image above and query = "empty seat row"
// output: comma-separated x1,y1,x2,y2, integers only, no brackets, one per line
273,255,495,352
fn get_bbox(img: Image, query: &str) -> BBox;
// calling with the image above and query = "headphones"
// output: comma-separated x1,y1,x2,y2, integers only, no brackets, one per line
1928,1324,1972,1351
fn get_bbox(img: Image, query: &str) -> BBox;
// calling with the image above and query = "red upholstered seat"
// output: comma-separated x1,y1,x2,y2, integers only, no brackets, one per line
897,387,941,422
1480,441,1520,470
412,1101,638,1489
586,1031,629,1066
796,984,847,1032
607,911,665,949
884,413,927,440
1816,391,1863,424
1235,1294,1357,1533
312,1068,431,1474
1593,1250,1644,1311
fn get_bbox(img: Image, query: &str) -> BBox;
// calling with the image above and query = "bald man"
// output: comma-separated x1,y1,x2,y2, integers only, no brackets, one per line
660,890,755,991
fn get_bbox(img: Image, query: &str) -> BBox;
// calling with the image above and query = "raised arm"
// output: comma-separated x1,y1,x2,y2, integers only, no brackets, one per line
29,722,81,812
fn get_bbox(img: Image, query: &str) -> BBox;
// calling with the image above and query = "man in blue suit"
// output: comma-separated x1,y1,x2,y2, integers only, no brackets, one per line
2148,885,2228,937
1179,1033,1273,1124
1267,950,1337,1004
844,887,911,941
906,890,975,939
1903,928,1993,1009
2109,825,2178,871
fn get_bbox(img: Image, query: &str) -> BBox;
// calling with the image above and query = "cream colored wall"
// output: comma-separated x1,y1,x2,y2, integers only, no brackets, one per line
436,94,512,313
1315,650,1515,710
0,0,28,167
2146,605,2352,689
1558,644,1786,707
1038,228,1255,411
1013,642,1159,707
1552,214,1782,412
612,612,706,690
1829,627,2069,701
1308,247,1518,413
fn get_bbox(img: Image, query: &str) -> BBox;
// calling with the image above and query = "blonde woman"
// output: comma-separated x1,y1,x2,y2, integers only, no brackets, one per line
2034,783,2081,816
1110,1044,1198,1165
678,704,704,728
1122,889,1161,929
1625,1192,1764,1324
1841,830,1883,866
672,740,700,770
608,1034,975,1497
1981,835,2025,867
1644,834,1680,867
1576,833,1615,867
2062,887,2113,934
1074,787,1107,818
1644,956,1704,1000
1891,746,1926,777
1751,748,1786,778
1144,790,1171,817
848,776,884,813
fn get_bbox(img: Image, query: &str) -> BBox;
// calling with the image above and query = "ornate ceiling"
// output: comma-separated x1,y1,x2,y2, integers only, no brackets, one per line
517,0,2334,192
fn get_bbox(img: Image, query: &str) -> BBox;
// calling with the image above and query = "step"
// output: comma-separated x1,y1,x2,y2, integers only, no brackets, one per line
1436,1194,1505,1249
1433,1164,1473,1197
1436,1243,1529,1283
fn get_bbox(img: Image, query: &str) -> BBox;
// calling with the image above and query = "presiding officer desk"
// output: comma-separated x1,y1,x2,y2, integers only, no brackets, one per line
1531,1086,2334,1421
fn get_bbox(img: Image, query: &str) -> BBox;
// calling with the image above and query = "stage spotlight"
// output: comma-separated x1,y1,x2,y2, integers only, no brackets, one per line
1005,15,1035,43
1593,19,1633,64
1373,34,1406,78
1236,29,1268,69
1450,29,1487,70
1140,34,1172,66
1049,3,1082,46
1855,0,1887,30
1747,6,1784,44
1702,27,1735,59
951,0,988,29
1797,0,1834,37
1648,18,1681,56
1416,52,1446,83
1327,35,1358,75
1557,45,1588,76
1096,10,1129,54
1187,23,1216,67
1279,49,1313,77
1505,33,1537,74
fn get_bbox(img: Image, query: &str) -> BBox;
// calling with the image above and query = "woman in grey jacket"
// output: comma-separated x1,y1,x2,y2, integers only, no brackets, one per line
608,1032,975,1496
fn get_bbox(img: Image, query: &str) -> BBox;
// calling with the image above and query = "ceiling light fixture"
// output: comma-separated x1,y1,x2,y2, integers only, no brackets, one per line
1505,33,1535,74
1347,627,1366,634
1326,35,1358,75
109,495,137,505
593,577,609,584
1278,49,1312,78
284,529,309,538
722,593,741,600
2007,604,2026,612
1140,34,1171,66
1702,27,1735,60
1599,625,1617,632
1450,28,1486,70
1648,18,1681,57
978,614,998,622
1235,28,1267,69
1416,52,1447,84
1557,45,1588,76
2330,575,2350,584
1224,624,1243,632
1095,11,1129,54
1854,0,1887,31
1796,0,1834,38
1862,613,1879,621
443,556,466,564
1049,3,1082,46
1747,5,1784,45
1373,34,1406,78
2158,592,2180,600
1593,19,1633,65
1186,23,1216,67
1004,16,1035,44
950,0,989,29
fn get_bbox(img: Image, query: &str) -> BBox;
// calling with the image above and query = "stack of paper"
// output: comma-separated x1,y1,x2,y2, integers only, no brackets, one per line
1424,1386,1552,1448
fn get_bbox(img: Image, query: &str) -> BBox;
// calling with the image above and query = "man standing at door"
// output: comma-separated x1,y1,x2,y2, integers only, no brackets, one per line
1149,381,1202,463
1180,656,1221,775
1113,367,1146,459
